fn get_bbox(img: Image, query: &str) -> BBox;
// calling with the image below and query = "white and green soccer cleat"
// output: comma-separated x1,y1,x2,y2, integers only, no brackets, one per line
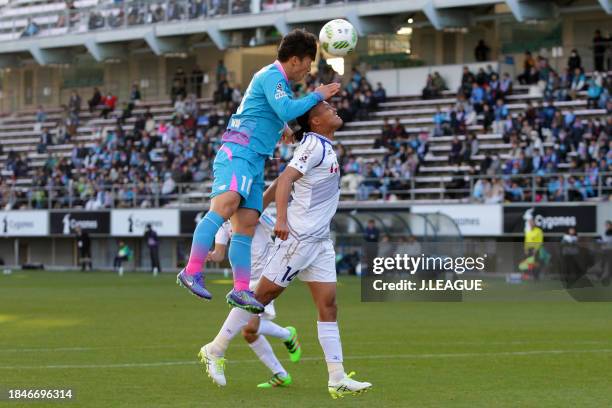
257,372,293,388
198,344,227,387
283,326,302,363
328,371,372,399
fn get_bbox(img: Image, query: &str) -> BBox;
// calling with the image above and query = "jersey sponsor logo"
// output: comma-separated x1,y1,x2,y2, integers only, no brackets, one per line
274,82,287,100
299,154,309,163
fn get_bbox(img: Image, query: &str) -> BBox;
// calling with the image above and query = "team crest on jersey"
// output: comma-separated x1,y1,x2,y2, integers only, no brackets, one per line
274,82,287,100
299,154,309,163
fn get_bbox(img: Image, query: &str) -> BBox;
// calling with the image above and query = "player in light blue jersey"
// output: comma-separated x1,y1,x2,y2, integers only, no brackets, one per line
178,29,340,314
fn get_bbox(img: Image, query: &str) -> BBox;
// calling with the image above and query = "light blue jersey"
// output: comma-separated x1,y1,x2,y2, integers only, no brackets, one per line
222,61,323,157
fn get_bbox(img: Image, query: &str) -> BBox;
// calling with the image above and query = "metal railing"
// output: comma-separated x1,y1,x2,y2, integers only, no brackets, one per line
345,171,612,202
1,171,610,209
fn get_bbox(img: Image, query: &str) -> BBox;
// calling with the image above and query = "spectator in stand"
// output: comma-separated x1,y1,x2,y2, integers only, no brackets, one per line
432,72,447,94
449,136,463,165
216,59,227,84
433,106,448,136
481,103,494,132
472,177,490,202
88,87,102,113
537,57,553,85
499,72,513,97
37,128,48,154
506,181,524,202
586,72,603,109
518,51,536,85
391,117,406,140
35,105,47,124
68,91,81,114
493,98,508,134
460,66,476,97
569,67,586,100
373,82,387,104
357,163,381,200
470,82,485,113
100,92,117,119
423,72,447,99
475,68,488,86
170,78,187,105
173,66,187,88
21,17,40,37
336,99,353,126
474,39,490,62
567,49,582,72
422,74,437,99
486,178,505,203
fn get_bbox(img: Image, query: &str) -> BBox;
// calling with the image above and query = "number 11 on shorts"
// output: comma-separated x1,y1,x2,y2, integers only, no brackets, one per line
241,176,253,194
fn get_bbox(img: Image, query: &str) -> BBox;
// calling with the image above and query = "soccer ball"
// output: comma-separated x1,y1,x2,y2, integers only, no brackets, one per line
319,19,358,57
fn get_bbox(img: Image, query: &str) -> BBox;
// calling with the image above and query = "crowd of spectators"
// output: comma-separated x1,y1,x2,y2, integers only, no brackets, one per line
2,47,611,208
452,44,612,203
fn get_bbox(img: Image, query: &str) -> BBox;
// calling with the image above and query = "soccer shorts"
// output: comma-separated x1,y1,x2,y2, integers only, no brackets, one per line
262,235,336,288
210,142,266,214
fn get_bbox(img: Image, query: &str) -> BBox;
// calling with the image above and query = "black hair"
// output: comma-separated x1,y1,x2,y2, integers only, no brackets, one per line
277,29,317,62
295,108,313,142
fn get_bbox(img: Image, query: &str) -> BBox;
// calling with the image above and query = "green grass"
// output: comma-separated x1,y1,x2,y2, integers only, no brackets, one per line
1,271,611,408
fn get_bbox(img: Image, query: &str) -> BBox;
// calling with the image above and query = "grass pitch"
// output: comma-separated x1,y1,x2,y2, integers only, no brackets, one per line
1,270,611,408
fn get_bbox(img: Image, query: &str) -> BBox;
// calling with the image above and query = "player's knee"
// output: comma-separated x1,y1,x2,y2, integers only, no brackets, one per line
242,318,259,342
242,327,258,343
210,193,240,218
318,299,337,321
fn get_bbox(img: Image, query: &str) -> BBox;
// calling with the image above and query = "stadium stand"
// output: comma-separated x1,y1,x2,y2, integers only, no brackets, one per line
0,53,610,209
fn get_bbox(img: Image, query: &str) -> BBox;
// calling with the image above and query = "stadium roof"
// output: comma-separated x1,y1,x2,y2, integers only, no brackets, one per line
0,0,609,66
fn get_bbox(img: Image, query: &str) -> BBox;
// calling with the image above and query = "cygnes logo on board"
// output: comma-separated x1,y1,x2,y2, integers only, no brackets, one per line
111,209,179,236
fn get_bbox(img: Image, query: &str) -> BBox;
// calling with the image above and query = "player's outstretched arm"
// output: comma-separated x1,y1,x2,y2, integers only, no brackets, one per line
263,74,340,122
274,167,303,240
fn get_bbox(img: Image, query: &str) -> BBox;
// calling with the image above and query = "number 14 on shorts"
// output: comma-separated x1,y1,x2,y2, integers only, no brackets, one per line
281,266,300,283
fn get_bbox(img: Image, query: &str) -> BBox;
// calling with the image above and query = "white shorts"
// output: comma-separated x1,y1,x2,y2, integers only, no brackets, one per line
262,236,336,288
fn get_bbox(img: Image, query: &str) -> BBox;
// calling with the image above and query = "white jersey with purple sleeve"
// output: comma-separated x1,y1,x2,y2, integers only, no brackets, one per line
286,132,340,241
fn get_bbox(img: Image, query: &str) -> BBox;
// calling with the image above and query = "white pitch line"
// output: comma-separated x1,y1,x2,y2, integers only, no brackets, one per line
1,340,610,354
1,349,611,370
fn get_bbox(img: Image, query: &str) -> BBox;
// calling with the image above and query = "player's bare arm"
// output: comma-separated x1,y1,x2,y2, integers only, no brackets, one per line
274,167,303,241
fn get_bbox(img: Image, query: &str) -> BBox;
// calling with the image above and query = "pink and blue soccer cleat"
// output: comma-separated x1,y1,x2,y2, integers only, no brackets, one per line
176,269,212,300
226,289,264,314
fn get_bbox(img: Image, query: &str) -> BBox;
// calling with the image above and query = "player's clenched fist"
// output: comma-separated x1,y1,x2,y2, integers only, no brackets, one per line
274,220,290,241
315,83,341,100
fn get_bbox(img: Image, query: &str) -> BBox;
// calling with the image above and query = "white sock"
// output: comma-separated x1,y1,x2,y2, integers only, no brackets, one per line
209,308,252,356
248,336,287,377
317,321,345,383
257,320,291,341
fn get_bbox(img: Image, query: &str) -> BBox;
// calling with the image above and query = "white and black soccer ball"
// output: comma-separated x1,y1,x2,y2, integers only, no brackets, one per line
319,19,358,57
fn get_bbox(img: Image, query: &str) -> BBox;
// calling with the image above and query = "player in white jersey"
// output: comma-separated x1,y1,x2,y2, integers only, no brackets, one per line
256,101,372,398
199,207,302,388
